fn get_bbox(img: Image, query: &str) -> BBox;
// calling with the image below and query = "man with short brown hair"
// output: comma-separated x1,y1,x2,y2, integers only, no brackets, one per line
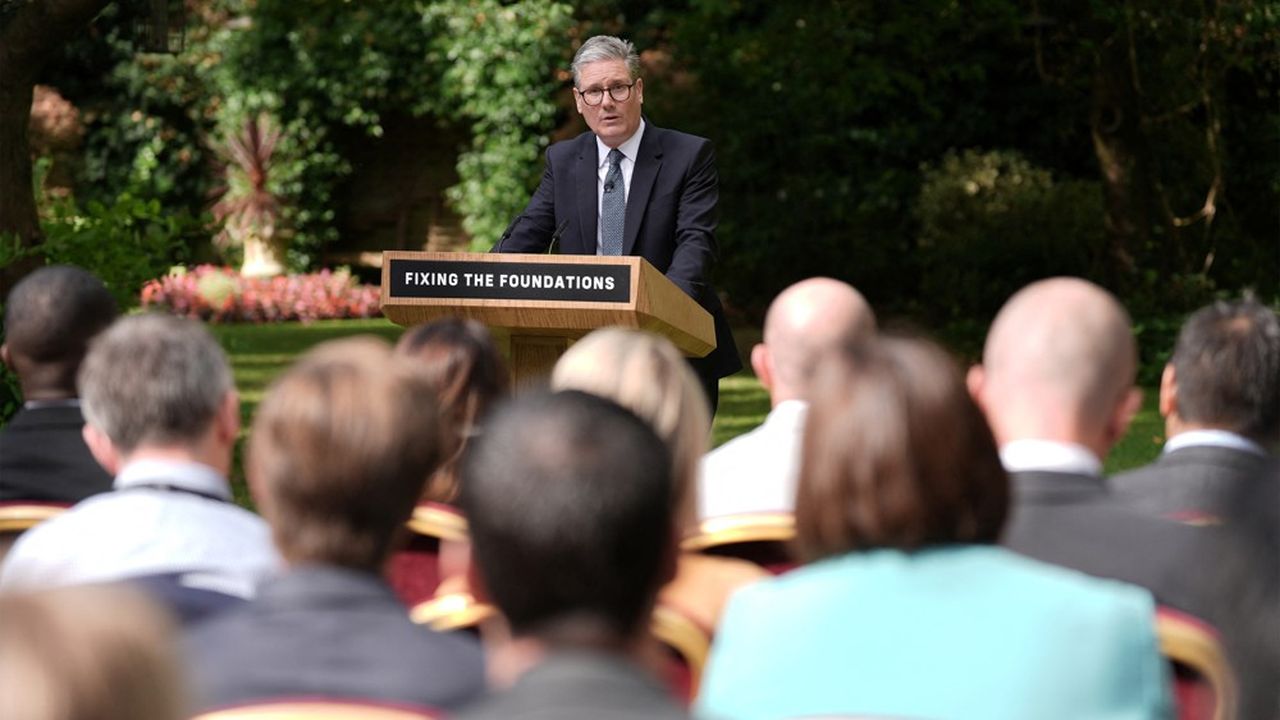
187,337,484,713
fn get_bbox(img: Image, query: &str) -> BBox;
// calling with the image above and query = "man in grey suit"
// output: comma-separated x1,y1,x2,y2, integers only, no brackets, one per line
1112,297,1278,529
187,338,484,713
459,391,687,720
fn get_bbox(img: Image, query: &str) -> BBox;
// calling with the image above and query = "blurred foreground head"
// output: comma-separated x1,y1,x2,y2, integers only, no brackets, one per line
1164,295,1280,447
396,317,510,502
462,390,675,643
2,265,117,399
755,277,876,404
249,336,445,571
968,277,1141,460
78,313,238,473
797,336,1009,561
552,327,707,527
0,584,185,720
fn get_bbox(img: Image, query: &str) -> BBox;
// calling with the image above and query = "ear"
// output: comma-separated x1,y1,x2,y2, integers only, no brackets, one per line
1105,386,1144,449
635,77,644,104
657,523,680,589
439,537,472,590
215,391,241,446
465,550,493,606
965,365,986,407
82,423,122,476
750,343,773,392
1158,364,1177,419
573,89,585,116
0,343,12,372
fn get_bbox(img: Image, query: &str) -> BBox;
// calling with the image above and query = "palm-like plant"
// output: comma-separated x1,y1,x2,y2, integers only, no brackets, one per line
212,114,284,277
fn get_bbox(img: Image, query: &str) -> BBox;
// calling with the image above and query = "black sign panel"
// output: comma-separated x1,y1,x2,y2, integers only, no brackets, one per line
388,258,631,304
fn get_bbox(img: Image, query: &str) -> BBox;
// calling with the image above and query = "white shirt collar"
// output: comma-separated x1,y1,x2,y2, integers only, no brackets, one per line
999,439,1103,476
766,399,808,426
115,459,232,500
596,119,645,167
1164,429,1267,457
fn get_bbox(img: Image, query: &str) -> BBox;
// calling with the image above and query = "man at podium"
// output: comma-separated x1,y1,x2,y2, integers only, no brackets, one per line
496,35,741,412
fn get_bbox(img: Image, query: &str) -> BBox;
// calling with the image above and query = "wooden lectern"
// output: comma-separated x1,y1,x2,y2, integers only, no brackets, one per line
380,251,715,387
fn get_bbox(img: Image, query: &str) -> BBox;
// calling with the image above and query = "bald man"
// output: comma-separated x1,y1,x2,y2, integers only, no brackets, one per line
697,278,875,520
969,277,1215,620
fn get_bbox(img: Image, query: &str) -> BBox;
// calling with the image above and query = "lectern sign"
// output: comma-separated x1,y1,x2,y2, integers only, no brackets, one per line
388,258,631,303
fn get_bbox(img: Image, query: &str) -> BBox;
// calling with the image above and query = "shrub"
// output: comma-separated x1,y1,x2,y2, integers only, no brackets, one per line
40,192,201,311
140,265,382,323
915,148,1106,322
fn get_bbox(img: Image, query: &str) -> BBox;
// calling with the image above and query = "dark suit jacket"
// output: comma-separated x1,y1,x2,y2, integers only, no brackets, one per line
501,122,741,380
1002,470,1219,620
187,566,485,713
460,650,687,720
0,405,112,503
1111,445,1276,529
1114,449,1280,716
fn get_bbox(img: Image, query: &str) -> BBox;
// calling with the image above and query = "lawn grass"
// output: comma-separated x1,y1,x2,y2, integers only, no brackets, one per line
211,318,406,503
211,318,1163,503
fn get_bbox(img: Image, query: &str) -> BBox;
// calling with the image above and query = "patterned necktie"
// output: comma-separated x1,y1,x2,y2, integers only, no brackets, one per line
601,148,626,255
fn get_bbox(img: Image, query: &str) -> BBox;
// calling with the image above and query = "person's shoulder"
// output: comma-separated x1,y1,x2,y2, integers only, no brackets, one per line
546,131,596,159
988,546,1156,614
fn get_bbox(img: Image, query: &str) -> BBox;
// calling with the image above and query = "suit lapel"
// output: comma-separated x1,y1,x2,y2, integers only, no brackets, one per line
624,125,662,256
574,136,598,255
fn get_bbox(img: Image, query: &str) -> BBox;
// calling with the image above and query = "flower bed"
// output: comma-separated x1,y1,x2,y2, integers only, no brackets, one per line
141,265,382,323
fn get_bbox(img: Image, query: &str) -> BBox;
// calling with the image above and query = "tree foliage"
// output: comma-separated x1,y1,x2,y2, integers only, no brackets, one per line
645,0,1277,318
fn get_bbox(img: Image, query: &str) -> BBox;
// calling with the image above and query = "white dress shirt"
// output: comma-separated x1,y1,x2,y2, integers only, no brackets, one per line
698,400,808,520
593,120,645,254
0,459,281,596
1164,428,1268,457
999,439,1104,477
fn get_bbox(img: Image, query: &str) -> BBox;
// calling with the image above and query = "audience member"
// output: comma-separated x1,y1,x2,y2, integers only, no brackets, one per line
1113,296,1279,528
698,277,874,519
459,390,687,720
0,584,186,720
186,337,484,712
967,277,1214,618
395,317,510,504
552,328,766,629
698,336,1170,720
0,314,278,595
1115,296,1280,719
0,265,116,502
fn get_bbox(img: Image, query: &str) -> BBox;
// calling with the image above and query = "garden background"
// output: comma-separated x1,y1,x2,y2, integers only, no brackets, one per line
1,0,1277,486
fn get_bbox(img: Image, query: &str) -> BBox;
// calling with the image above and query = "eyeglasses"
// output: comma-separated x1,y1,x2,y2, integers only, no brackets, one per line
576,81,636,106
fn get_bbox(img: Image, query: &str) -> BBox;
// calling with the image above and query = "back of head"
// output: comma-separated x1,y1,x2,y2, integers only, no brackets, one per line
796,336,1008,562
3,265,117,396
761,277,876,400
0,584,184,720
978,277,1136,444
1171,296,1280,445
249,336,444,571
461,390,674,641
395,318,510,502
551,328,708,524
78,313,232,454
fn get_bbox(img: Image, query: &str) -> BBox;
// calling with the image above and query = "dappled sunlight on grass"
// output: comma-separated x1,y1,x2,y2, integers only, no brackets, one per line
1106,391,1164,473
713,372,769,448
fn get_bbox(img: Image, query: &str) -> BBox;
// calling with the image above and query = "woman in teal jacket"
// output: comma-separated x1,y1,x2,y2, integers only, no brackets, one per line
697,337,1171,720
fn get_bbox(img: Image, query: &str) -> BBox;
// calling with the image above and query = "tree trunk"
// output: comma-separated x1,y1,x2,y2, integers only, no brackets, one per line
0,0,113,298
1089,39,1149,290
0,78,42,295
